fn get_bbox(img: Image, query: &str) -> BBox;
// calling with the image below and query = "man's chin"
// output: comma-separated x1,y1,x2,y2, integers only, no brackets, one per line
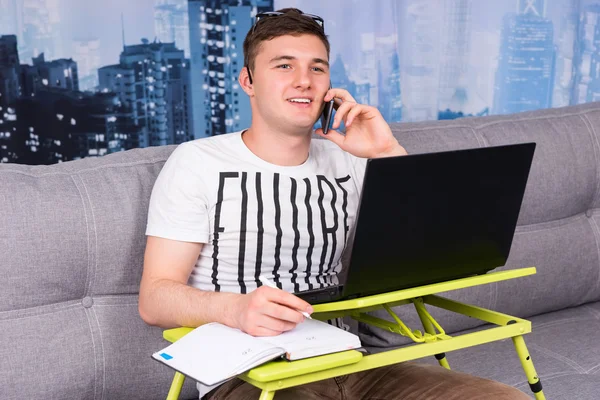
284,119,317,133
290,124,317,136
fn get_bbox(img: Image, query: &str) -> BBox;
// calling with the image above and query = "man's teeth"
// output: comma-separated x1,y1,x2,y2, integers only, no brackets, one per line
289,98,311,103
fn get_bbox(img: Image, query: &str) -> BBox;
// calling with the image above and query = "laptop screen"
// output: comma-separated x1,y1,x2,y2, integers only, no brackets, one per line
342,142,536,298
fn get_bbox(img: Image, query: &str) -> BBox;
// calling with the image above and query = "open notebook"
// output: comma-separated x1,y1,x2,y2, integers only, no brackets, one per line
152,318,361,386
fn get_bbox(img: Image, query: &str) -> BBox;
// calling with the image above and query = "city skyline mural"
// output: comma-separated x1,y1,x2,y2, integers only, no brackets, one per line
0,0,599,164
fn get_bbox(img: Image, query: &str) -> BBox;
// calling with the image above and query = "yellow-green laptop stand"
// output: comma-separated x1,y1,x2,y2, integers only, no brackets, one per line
162,267,546,400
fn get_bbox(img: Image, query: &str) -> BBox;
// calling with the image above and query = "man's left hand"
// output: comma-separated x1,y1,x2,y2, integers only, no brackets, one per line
314,88,408,158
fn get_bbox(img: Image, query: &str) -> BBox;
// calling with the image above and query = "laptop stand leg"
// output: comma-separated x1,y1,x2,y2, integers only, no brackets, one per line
413,297,451,370
166,371,185,400
259,389,276,400
512,335,545,400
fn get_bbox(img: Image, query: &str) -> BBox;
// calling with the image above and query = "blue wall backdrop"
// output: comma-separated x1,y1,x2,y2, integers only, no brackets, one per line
0,0,598,164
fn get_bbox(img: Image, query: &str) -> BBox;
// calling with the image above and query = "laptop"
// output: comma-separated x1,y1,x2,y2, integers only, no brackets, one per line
295,142,536,305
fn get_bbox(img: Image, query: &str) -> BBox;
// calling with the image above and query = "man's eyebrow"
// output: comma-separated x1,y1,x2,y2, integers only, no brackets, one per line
313,58,330,68
268,55,330,68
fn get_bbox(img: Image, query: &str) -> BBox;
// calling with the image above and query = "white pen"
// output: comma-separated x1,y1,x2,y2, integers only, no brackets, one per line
259,275,313,319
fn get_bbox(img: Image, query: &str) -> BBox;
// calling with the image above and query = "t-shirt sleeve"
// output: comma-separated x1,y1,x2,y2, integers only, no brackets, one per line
145,143,210,243
349,154,368,193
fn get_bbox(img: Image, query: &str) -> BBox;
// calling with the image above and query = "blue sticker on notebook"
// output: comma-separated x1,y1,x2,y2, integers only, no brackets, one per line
160,352,173,360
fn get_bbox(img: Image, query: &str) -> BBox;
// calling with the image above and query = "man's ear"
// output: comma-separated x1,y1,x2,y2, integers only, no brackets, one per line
239,66,254,96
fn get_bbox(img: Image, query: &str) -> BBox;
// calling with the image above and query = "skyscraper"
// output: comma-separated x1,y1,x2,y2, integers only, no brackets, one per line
31,53,79,92
0,35,21,106
359,33,378,108
0,34,20,163
73,38,101,92
1,33,138,164
551,1,578,107
20,0,63,63
154,0,191,57
15,88,123,164
572,5,600,105
397,0,443,122
0,0,21,37
188,0,273,139
0,102,18,163
98,40,193,147
437,0,472,113
384,52,402,123
492,0,555,115
517,0,545,16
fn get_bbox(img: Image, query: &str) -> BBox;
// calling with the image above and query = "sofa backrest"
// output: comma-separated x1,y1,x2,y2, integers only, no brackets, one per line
361,102,600,348
0,146,199,399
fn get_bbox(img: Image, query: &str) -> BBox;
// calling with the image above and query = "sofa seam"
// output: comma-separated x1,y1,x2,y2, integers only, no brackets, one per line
83,307,100,400
587,363,600,374
527,343,587,373
0,302,142,321
0,303,82,321
71,174,93,297
579,113,600,303
583,216,600,303
91,307,107,400
513,212,589,234
533,316,587,330
582,303,600,320
474,108,600,129
78,175,99,297
0,295,140,318
0,157,170,177
392,108,600,134
469,125,488,148
579,113,600,208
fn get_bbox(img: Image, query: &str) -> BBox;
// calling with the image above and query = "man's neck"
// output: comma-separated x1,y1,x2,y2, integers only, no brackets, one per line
242,125,312,167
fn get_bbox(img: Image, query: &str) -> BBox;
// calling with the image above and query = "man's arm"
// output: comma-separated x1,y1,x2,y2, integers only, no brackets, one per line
138,236,313,336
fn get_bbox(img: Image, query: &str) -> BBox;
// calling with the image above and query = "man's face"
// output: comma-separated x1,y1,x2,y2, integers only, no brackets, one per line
248,34,330,134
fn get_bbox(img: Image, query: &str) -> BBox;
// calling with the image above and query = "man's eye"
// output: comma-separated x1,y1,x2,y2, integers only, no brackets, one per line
312,67,325,72
277,64,291,69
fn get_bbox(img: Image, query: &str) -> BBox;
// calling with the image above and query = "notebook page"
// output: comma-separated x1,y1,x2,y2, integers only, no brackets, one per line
152,323,284,385
256,319,361,360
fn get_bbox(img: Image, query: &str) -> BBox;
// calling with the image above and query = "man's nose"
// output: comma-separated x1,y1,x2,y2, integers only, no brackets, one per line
292,68,312,89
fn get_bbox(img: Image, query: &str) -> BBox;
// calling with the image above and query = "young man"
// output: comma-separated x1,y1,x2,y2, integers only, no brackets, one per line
139,8,531,400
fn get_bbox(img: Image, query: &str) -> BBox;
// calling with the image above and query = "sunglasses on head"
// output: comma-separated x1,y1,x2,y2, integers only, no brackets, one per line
251,11,325,34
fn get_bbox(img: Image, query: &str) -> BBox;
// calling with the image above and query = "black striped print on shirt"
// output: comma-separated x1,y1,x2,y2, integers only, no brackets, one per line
211,172,352,293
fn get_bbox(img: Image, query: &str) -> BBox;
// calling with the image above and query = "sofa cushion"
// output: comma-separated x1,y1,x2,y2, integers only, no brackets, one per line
0,146,200,399
403,301,600,400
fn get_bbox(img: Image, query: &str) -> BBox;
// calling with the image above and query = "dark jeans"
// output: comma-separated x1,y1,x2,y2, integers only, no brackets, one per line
206,361,532,399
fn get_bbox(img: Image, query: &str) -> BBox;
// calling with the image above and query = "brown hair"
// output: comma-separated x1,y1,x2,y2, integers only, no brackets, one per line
243,8,330,81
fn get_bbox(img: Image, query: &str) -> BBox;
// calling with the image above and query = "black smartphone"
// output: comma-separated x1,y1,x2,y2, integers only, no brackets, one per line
320,85,335,134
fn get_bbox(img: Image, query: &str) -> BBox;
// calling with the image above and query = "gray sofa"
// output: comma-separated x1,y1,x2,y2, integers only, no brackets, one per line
2,102,600,399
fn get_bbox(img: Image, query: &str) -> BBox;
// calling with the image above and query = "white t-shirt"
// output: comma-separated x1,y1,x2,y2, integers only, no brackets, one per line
146,130,367,294
145,130,367,397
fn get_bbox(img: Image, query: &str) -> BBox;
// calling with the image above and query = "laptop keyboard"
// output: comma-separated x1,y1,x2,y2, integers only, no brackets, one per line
294,285,344,304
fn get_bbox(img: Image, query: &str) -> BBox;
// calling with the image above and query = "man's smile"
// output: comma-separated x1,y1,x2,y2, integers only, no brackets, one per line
287,97,314,108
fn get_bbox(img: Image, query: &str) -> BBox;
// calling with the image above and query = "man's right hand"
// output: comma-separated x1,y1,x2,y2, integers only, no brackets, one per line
231,286,314,337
